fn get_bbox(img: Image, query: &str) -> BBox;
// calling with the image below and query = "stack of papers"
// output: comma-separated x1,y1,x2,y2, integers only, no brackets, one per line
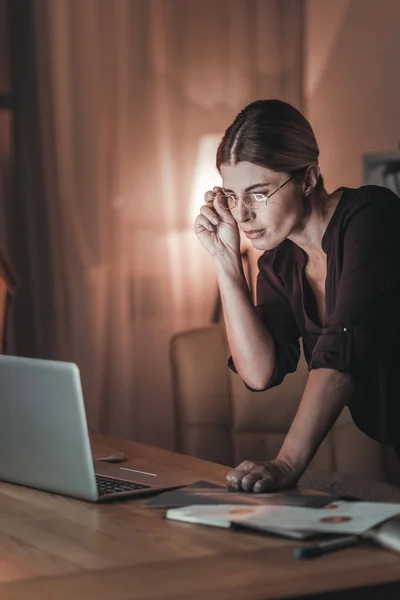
166,501,400,540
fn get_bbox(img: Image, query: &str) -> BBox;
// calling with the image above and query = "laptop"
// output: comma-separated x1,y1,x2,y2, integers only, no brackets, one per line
0,355,190,502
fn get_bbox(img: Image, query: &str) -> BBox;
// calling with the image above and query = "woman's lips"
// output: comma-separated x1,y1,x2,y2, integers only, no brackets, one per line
243,229,265,239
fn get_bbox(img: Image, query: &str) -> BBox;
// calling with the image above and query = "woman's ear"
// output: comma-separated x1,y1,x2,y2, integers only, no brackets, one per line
302,164,320,197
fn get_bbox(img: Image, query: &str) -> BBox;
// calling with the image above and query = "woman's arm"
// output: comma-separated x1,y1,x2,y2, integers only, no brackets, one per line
195,188,300,391
214,253,276,391
227,368,353,492
277,368,353,472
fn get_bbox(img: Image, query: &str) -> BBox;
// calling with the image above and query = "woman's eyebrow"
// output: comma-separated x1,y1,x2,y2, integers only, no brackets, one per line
222,182,271,193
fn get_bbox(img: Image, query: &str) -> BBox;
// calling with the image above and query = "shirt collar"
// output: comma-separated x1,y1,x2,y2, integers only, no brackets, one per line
321,187,349,253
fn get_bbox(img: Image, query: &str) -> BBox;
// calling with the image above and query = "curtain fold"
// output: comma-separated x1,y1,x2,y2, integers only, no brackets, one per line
6,0,303,449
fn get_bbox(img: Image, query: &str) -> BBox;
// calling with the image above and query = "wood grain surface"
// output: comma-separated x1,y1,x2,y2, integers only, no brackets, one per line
0,433,398,599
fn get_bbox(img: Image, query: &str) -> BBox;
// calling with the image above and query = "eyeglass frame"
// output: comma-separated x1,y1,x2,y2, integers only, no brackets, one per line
220,173,296,210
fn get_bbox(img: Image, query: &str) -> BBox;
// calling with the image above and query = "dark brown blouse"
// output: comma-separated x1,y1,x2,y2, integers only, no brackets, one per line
229,185,400,449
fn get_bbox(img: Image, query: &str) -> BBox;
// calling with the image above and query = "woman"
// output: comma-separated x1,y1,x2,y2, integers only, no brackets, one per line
194,99,400,493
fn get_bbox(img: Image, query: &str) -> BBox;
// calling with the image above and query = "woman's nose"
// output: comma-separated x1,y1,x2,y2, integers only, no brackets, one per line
235,198,253,222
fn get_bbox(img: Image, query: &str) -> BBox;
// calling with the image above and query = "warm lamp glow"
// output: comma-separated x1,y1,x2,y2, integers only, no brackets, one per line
190,134,222,221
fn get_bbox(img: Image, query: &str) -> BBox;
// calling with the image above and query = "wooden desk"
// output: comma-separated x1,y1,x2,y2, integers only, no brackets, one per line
0,434,399,600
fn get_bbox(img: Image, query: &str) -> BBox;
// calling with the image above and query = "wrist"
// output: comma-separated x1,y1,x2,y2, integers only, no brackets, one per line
271,457,302,485
213,251,244,277
214,254,248,292
276,446,311,478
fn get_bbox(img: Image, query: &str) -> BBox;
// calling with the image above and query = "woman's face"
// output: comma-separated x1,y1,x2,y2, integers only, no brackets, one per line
220,161,304,251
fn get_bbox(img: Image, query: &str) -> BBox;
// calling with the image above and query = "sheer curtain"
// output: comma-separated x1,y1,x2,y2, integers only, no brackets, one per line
7,0,303,449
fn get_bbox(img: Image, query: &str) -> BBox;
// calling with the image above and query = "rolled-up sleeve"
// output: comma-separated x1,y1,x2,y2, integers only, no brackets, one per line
228,260,301,391
310,188,400,373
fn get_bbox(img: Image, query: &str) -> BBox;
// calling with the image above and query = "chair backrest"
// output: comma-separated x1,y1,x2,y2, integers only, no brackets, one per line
171,323,400,486
0,244,17,354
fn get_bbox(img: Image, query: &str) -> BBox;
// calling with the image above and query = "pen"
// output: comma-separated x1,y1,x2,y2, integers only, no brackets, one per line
294,534,360,559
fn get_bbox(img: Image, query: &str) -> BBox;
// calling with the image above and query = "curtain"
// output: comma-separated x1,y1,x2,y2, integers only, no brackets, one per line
6,0,303,449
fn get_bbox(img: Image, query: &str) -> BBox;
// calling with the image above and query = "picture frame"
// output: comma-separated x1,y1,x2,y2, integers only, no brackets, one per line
363,150,400,197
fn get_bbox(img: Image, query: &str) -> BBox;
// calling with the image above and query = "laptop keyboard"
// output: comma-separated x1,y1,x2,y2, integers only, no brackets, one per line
96,475,152,497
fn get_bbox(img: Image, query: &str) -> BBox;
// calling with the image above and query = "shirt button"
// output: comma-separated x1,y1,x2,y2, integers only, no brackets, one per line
343,327,347,332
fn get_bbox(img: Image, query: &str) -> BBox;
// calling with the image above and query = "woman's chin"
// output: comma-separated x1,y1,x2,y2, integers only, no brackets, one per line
250,234,280,252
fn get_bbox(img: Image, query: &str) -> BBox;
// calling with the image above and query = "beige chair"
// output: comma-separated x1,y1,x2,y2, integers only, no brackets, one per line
171,323,400,486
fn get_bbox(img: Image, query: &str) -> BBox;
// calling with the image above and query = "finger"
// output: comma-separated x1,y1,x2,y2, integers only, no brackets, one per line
213,186,222,195
204,187,222,206
226,471,245,489
241,466,268,492
213,191,237,224
194,214,215,234
236,460,257,472
253,475,278,493
204,190,216,206
199,205,219,226
240,464,270,491
226,461,255,489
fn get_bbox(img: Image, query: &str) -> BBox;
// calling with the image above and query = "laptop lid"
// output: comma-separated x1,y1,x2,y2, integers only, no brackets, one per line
0,355,98,501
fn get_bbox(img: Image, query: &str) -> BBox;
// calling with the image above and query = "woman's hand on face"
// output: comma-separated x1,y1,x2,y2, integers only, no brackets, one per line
194,187,240,258
226,458,300,493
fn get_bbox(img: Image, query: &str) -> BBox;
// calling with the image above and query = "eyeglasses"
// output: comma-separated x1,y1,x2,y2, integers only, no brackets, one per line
220,174,295,210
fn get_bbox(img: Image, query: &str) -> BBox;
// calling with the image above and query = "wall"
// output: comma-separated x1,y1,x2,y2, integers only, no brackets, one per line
304,0,400,191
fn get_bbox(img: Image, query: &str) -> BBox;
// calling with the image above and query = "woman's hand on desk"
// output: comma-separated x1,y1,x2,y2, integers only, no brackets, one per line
226,458,300,493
